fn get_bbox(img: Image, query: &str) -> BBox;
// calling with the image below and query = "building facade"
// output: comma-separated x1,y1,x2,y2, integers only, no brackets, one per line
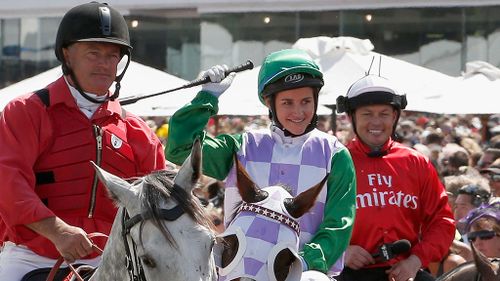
1,1,500,88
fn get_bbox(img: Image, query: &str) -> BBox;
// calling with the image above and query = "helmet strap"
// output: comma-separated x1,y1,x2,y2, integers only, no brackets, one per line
68,70,107,104
110,49,131,101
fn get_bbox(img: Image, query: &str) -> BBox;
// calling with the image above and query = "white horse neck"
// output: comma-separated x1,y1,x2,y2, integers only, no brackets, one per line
88,211,129,281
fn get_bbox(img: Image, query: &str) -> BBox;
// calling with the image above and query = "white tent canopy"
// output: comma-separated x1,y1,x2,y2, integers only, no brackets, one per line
292,36,459,112
0,61,198,116
0,61,288,116
410,61,500,114
293,36,500,114
3,42,498,116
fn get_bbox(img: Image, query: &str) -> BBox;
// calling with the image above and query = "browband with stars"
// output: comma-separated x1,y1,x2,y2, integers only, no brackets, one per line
238,202,300,235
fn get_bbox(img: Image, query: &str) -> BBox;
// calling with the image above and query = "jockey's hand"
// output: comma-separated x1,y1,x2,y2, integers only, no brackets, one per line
52,224,94,263
27,217,94,263
200,64,235,98
386,254,421,281
344,245,375,270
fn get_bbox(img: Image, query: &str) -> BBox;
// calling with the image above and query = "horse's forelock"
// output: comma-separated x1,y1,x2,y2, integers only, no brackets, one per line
137,171,213,247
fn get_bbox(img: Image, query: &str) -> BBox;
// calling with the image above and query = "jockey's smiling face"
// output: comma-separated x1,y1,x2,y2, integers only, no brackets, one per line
352,104,397,149
63,42,121,96
268,87,315,136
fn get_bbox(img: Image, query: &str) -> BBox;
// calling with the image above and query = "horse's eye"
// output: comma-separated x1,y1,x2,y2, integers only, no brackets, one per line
140,254,156,268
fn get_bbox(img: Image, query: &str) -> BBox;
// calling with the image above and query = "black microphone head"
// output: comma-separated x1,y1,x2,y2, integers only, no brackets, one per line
389,239,411,255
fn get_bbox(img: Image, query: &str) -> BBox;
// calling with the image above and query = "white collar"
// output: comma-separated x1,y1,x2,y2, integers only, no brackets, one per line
270,125,313,146
64,76,107,118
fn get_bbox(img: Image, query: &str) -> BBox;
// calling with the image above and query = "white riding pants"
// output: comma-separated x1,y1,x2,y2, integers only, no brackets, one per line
0,241,100,281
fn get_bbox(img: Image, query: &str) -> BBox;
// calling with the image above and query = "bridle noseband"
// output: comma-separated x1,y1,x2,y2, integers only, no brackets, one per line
120,185,186,281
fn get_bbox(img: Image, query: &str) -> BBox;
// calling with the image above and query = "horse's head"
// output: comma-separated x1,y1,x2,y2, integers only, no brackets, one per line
93,139,217,281
215,155,327,281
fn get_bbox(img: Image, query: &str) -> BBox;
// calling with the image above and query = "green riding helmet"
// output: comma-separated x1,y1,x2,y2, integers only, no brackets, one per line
257,49,324,105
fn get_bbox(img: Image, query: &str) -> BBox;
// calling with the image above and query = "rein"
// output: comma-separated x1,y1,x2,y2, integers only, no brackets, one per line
46,232,106,281
121,190,186,281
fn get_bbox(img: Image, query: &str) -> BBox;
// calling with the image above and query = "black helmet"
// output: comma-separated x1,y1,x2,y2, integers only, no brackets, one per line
55,1,131,62
55,2,132,102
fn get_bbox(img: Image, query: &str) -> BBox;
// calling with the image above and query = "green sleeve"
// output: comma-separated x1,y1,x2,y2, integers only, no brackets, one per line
165,91,244,180
300,147,357,273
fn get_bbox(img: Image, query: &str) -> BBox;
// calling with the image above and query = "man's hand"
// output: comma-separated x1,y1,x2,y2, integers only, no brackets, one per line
200,64,235,98
386,254,421,281
344,245,376,269
27,217,93,263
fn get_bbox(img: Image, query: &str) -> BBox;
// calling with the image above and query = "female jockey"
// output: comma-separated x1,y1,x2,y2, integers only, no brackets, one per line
166,49,356,280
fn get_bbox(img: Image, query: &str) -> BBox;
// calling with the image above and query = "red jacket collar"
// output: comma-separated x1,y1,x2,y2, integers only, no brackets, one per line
350,137,395,155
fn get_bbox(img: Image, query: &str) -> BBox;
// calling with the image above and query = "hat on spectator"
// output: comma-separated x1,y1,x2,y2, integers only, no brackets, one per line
461,202,500,232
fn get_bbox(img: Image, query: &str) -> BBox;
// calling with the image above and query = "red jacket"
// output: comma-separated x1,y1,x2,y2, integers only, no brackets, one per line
346,138,454,268
0,77,166,258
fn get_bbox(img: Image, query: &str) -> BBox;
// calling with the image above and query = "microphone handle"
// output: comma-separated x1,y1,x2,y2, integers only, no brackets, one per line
371,244,392,262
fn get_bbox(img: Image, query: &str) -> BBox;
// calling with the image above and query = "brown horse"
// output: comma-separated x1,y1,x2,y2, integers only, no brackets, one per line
436,243,499,281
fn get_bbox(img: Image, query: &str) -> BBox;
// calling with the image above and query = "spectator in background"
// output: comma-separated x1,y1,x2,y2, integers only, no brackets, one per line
480,159,500,198
439,143,470,177
477,148,500,170
423,129,444,170
490,133,500,148
427,241,467,278
459,137,483,167
443,173,489,211
454,184,491,234
156,123,170,146
462,202,500,258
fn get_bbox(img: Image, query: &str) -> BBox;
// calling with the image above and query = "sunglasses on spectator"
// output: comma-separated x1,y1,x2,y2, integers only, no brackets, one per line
467,230,498,243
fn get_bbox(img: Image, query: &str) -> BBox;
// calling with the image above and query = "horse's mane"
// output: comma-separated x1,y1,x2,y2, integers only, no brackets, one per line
135,170,213,248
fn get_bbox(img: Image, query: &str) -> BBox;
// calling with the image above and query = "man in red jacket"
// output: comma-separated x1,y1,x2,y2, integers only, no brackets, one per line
0,2,166,280
336,74,455,281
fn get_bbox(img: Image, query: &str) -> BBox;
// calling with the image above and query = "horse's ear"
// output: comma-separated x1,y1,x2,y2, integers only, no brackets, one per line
471,242,498,280
284,174,328,219
91,161,135,205
234,153,267,203
174,138,202,192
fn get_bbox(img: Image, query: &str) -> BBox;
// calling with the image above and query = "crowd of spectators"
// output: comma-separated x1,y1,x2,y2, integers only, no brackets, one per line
144,111,500,278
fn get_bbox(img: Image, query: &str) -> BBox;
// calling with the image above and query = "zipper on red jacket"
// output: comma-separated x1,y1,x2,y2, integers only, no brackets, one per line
88,125,103,218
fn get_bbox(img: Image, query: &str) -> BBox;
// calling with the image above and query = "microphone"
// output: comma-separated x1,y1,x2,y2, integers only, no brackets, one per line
372,239,411,262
